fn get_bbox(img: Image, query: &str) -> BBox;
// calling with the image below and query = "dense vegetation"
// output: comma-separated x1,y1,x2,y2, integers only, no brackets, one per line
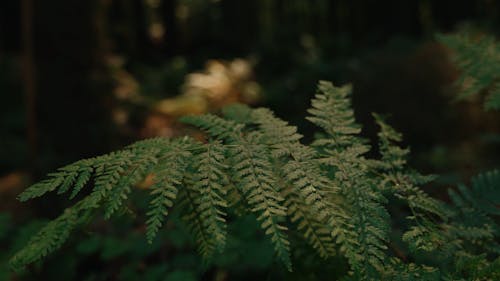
9,79,500,280
1,1,499,280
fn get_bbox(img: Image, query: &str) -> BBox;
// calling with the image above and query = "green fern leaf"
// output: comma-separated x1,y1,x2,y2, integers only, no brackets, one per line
146,140,193,243
103,148,160,219
12,79,499,279
9,196,95,271
18,159,93,201
180,114,244,140
180,114,294,269
247,106,336,258
230,133,292,270
308,81,389,277
465,170,499,215
183,141,229,259
437,32,500,110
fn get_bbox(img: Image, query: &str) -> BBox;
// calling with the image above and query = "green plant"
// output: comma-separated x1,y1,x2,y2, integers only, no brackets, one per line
10,81,500,280
437,32,500,110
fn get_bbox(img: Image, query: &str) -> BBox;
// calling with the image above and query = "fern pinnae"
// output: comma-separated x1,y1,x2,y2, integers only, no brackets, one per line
190,141,229,255
180,180,219,260
247,106,336,257
307,82,362,141
145,140,193,243
180,114,244,141
231,133,292,270
464,169,500,215
124,136,171,150
9,195,96,271
445,170,500,256
10,210,79,271
308,81,390,276
249,107,303,157
18,158,94,202
373,113,450,219
103,148,160,219
84,150,135,208
437,32,500,110
281,172,336,258
69,165,93,199
372,113,457,257
10,78,500,278
18,177,63,202
56,160,91,195
183,111,293,269
248,104,334,215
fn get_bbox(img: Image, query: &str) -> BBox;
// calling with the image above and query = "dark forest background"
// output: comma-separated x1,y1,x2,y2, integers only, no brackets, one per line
0,1,499,280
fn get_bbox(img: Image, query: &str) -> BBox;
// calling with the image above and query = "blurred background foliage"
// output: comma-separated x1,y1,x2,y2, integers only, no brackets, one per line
0,0,499,280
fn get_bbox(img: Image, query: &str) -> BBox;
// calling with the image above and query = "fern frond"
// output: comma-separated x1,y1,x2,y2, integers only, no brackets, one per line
184,111,293,269
230,132,292,270
382,258,440,281
12,79,499,278
374,114,451,217
68,165,93,199
281,163,336,258
402,223,447,253
9,196,94,271
372,113,409,168
245,105,336,257
180,178,220,260
437,32,500,110
450,169,500,216
452,253,500,280
56,160,93,196
445,169,500,258
307,81,363,145
185,141,229,258
180,114,244,140
82,150,136,209
103,148,160,218
372,113,456,260
145,139,193,243
249,107,303,157
124,136,171,150
19,159,93,201
308,81,389,277
281,157,334,223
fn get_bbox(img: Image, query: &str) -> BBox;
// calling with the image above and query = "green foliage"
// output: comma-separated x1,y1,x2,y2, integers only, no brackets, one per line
437,32,500,110
446,170,500,259
10,81,500,280
307,82,389,277
9,197,93,270
0,208,282,281
449,169,500,216
373,113,453,255
180,141,229,260
146,139,192,243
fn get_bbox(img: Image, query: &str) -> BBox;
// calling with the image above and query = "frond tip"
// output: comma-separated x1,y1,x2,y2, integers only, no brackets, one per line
10,196,94,271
